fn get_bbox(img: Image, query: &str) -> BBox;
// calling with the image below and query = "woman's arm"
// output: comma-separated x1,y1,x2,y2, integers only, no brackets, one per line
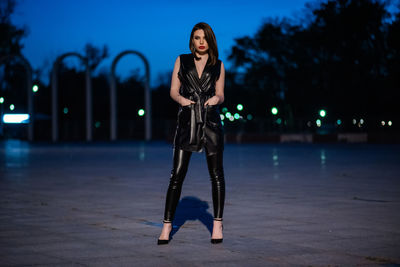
170,56,195,106
205,61,225,106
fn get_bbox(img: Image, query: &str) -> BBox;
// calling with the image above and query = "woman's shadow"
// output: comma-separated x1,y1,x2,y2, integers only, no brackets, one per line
170,196,214,237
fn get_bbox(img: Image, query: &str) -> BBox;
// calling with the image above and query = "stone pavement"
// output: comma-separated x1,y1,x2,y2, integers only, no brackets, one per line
0,140,399,266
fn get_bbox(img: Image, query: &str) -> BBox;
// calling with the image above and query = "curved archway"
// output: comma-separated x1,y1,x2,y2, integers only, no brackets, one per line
51,53,92,142
0,54,34,141
110,50,151,141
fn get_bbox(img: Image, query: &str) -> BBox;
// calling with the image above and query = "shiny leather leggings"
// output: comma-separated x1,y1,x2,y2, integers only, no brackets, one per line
163,148,225,222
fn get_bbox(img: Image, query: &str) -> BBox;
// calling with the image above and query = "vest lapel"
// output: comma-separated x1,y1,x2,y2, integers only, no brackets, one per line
191,54,210,91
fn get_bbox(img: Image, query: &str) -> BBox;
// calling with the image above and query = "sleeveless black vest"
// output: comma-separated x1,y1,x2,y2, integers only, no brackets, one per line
173,53,224,154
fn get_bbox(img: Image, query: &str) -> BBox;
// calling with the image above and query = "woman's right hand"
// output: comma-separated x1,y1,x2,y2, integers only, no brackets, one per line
179,96,196,107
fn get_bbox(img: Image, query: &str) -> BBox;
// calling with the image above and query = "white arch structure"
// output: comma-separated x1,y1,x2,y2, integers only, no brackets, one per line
0,54,34,141
109,50,151,141
51,53,92,142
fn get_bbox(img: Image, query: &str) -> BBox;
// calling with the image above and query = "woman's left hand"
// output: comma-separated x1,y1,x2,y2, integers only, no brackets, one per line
204,96,220,106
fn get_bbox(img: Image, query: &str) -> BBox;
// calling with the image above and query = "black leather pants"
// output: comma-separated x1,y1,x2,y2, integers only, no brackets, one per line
163,148,225,222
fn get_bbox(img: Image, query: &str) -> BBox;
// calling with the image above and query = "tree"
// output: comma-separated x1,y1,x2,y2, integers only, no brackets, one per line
0,0,28,114
228,0,397,132
84,43,109,71
0,0,26,57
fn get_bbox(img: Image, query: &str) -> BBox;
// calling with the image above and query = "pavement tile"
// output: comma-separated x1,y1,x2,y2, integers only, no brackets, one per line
0,252,68,266
1,141,399,266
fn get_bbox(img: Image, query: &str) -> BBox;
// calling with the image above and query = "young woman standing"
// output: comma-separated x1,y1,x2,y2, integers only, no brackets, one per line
158,22,226,245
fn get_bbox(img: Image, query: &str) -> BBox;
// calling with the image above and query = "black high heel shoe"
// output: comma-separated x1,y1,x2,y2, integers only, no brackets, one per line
157,221,172,245
157,238,170,245
211,218,223,244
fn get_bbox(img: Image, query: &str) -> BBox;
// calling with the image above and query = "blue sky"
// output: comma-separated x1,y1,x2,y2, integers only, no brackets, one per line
12,0,313,86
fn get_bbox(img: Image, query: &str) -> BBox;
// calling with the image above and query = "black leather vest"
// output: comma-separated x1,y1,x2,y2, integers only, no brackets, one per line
173,53,224,154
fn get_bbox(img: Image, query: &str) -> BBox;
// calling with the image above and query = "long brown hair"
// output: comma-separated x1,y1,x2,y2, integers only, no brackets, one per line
189,22,219,66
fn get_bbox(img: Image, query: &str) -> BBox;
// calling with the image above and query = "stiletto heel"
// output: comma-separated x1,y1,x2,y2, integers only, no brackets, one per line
211,218,223,244
211,237,223,244
157,239,170,245
157,221,172,245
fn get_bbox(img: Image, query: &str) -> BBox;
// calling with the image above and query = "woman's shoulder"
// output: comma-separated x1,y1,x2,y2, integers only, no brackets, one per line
179,53,193,60
177,54,193,66
214,58,222,69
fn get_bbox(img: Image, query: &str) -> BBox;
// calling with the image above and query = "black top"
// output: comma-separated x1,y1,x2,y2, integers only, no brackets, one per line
173,53,224,154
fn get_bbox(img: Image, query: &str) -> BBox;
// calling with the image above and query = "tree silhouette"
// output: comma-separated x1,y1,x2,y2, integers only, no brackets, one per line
228,0,398,132
84,43,109,71
0,0,28,114
0,0,26,57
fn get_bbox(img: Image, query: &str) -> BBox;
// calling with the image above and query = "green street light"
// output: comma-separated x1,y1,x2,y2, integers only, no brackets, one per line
10,104,15,111
0,97,4,104
138,109,145,116
319,109,326,118
271,107,278,115
32,84,39,93
236,104,243,111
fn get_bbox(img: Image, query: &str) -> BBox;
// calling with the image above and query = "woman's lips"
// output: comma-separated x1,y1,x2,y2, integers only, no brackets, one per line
199,46,205,49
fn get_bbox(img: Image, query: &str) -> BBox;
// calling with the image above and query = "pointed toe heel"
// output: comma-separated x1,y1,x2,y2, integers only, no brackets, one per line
211,218,223,244
157,239,170,245
157,220,172,245
211,238,223,244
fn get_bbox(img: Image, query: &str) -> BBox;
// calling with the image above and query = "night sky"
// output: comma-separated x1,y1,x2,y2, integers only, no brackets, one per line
12,0,311,86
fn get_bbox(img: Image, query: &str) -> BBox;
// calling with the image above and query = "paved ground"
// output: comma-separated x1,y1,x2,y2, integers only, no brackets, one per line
0,140,399,266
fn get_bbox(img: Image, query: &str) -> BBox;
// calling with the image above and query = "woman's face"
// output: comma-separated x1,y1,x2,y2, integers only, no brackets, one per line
192,29,208,54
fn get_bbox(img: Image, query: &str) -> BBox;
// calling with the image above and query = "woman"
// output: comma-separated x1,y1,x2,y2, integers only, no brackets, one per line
158,22,226,245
